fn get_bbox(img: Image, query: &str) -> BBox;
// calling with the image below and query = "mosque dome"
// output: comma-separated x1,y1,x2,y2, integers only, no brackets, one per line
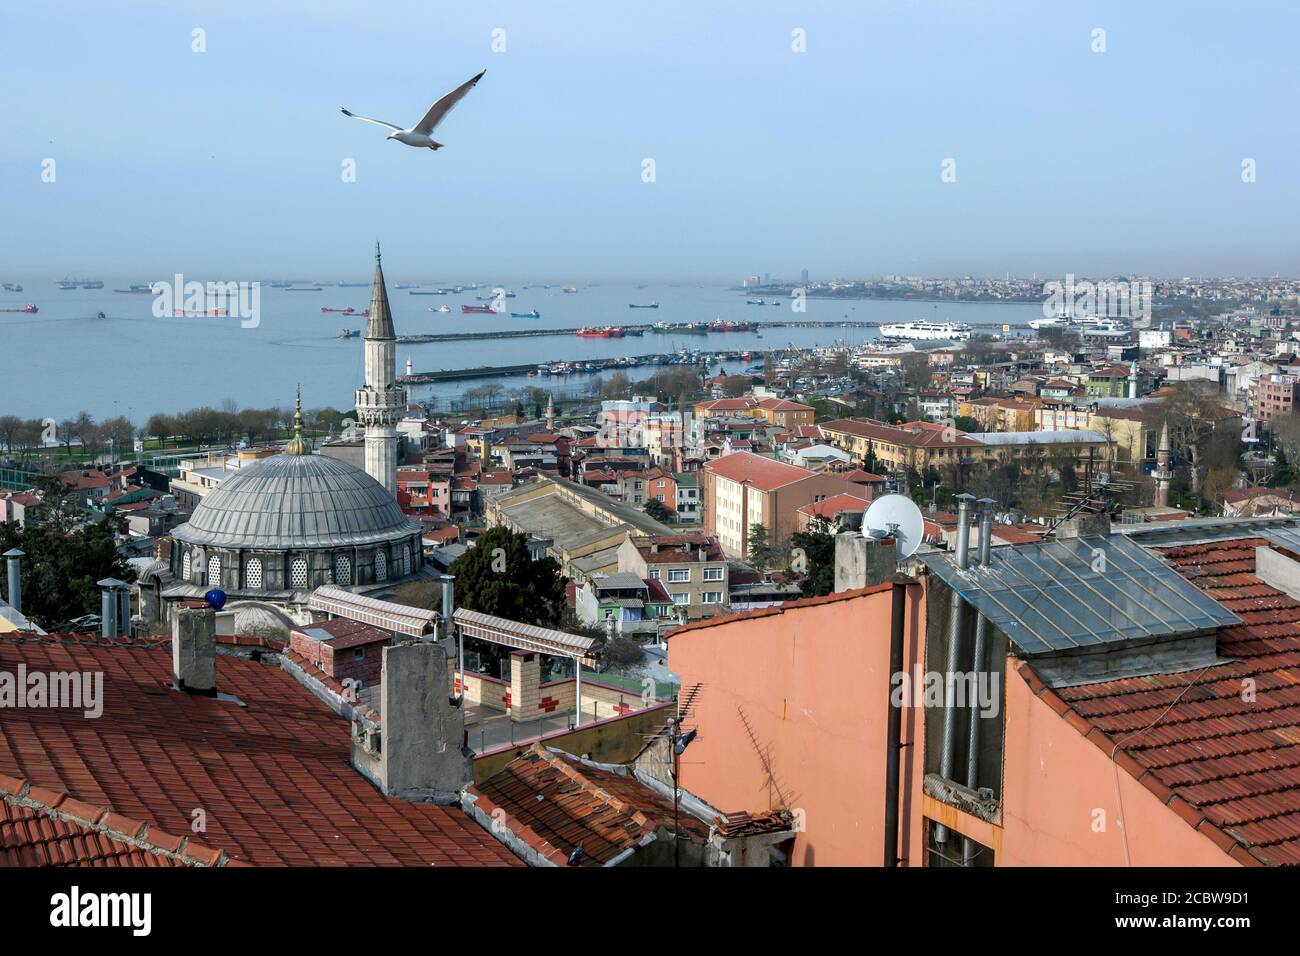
171,453,418,550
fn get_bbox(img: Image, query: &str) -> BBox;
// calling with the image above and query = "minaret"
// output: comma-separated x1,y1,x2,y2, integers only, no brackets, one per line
545,392,554,431
355,243,406,496
1153,419,1173,508
1128,360,1139,399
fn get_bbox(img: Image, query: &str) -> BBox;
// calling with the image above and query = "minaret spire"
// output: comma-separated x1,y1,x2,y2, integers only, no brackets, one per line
1153,418,1173,508
356,243,405,496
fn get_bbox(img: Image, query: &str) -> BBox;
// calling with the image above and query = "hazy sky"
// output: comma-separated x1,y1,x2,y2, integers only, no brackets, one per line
3,0,1298,281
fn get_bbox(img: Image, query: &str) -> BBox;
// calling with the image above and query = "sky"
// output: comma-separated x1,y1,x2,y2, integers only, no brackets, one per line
2,0,1298,282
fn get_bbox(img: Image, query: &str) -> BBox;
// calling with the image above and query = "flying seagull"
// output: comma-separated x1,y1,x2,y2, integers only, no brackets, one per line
341,70,485,150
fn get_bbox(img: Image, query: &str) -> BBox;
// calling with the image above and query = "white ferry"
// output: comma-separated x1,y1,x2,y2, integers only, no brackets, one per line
878,320,972,341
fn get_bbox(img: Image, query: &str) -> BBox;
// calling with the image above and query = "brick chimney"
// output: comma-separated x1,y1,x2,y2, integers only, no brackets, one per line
172,604,216,695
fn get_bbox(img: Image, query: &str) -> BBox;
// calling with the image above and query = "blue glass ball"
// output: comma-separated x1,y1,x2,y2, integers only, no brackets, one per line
205,588,228,611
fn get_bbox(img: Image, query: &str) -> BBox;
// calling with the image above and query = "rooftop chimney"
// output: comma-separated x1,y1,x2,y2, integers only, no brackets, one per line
3,548,23,616
953,494,975,570
172,604,217,695
375,641,470,801
97,577,126,638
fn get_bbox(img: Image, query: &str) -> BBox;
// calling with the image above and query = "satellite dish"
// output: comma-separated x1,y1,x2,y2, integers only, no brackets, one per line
863,494,925,560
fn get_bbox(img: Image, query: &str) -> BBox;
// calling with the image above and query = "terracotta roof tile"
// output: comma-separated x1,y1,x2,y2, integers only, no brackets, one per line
0,633,519,867
1035,536,1300,866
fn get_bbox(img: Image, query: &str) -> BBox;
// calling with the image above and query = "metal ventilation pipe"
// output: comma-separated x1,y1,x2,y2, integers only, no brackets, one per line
442,574,463,697
936,494,974,846
883,576,910,867
118,586,132,639
3,548,23,616
963,498,996,865
98,578,121,638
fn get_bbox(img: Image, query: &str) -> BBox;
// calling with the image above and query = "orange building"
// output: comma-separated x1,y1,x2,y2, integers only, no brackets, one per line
667,520,1300,867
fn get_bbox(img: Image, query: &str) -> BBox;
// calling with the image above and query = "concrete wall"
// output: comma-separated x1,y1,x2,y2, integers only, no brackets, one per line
668,584,927,866
471,701,674,783
997,660,1236,867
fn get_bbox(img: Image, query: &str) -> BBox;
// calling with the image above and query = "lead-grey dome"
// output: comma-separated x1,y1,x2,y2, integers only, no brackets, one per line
171,453,419,550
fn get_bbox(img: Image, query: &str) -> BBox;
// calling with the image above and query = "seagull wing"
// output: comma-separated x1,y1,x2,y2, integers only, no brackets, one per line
412,70,486,135
340,108,403,132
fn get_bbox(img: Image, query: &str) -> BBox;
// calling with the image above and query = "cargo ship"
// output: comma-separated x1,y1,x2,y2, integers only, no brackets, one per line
114,283,161,294
339,329,360,338
461,304,497,314
321,306,360,314
577,326,621,338
0,304,38,314
709,320,757,333
510,310,541,318
628,301,659,309
652,321,709,334
2,282,22,292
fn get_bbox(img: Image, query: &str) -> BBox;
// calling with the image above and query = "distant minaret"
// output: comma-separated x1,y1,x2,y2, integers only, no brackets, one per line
405,356,413,377
1153,420,1173,508
355,243,406,496
1128,360,1139,399
545,392,554,431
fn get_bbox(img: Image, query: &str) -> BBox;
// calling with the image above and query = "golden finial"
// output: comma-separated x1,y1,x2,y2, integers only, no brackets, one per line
285,384,311,456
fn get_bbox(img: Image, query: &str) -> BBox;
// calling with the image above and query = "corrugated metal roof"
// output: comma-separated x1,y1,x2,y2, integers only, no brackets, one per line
920,534,1240,656
453,608,599,663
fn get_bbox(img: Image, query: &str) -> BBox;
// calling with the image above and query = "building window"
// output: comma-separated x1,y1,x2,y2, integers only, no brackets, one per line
291,557,308,589
375,550,388,582
703,566,724,582
701,591,723,604
182,550,192,580
672,592,690,605
667,568,690,583
245,557,263,589
207,555,221,587
334,553,352,586
354,647,365,661
648,568,661,579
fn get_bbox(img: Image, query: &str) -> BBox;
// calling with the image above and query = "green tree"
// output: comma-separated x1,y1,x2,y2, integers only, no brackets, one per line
0,477,134,628
643,498,670,521
747,522,772,568
449,526,567,627
789,519,838,597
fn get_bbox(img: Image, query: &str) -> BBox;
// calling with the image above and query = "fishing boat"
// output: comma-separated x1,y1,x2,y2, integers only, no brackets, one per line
461,304,496,314
628,301,659,309
0,304,38,314
510,310,541,318
339,328,360,338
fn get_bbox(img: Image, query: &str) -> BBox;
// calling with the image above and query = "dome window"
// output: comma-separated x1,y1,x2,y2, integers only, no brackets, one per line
334,553,352,586
291,557,308,589
207,555,221,587
245,557,263,589
182,551,192,580
375,550,388,582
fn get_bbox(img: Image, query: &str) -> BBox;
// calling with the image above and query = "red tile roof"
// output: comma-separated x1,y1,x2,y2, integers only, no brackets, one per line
1030,537,1300,866
0,783,197,867
465,744,709,865
797,494,870,520
0,632,519,867
704,451,814,492
821,418,982,448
